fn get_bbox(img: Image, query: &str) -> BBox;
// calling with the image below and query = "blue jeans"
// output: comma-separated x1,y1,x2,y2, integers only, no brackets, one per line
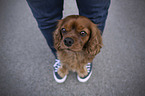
26,0,110,58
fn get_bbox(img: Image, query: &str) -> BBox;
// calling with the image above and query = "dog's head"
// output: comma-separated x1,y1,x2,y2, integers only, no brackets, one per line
54,15,103,55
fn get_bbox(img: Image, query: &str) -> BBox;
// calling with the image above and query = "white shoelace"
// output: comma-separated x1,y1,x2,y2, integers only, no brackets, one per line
53,59,61,72
86,63,91,73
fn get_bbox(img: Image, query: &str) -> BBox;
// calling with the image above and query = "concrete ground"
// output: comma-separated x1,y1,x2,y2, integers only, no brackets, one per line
0,0,145,96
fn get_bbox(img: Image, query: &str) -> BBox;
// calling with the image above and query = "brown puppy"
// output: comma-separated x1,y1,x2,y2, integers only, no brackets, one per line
53,15,103,78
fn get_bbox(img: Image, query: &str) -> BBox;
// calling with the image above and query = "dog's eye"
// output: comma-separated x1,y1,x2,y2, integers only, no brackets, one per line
61,28,67,33
80,31,87,37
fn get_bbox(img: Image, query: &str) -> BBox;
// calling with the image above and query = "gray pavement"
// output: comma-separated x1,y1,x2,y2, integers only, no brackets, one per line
0,0,145,96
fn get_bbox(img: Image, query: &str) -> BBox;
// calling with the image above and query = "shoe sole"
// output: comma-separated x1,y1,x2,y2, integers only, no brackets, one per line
77,71,92,83
53,71,67,83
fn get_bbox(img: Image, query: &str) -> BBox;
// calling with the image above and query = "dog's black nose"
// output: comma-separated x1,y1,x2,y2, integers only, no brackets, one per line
64,37,74,47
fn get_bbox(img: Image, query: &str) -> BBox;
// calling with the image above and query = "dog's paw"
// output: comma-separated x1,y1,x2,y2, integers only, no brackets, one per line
58,68,68,78
78,69,88,78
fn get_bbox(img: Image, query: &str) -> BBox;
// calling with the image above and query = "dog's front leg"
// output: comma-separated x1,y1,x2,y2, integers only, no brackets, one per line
58,65,69,78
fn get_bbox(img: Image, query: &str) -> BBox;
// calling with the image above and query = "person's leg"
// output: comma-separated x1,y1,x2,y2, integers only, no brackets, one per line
76,0,110,35
26,0,64,58
76,0,110,82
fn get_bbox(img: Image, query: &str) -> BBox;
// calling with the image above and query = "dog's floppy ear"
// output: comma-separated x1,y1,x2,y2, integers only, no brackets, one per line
53,20,63,50
85,23,103,56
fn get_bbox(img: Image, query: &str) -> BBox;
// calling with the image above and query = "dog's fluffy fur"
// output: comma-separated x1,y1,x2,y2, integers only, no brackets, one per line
53,15,103,78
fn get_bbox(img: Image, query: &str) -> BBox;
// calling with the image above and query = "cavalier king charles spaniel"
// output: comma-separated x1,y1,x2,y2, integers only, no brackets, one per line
53,15,103,78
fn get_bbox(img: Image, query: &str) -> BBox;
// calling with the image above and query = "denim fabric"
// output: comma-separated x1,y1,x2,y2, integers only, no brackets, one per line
26,0,110,58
